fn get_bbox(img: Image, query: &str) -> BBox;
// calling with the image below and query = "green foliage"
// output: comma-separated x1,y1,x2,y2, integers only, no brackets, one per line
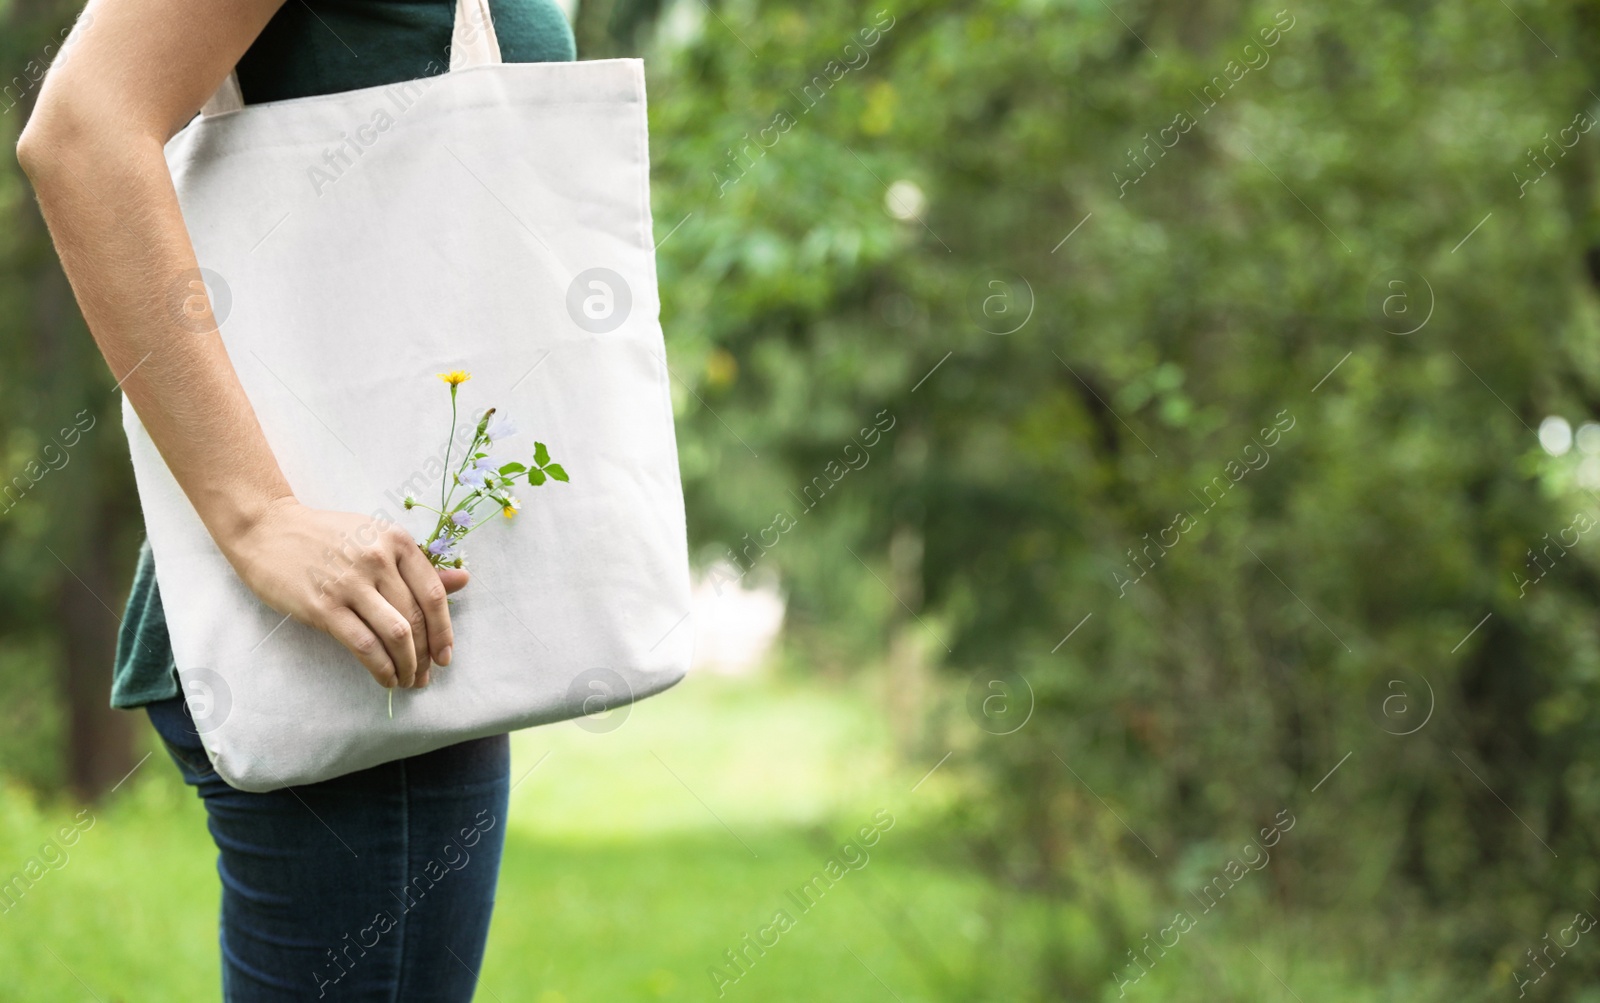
643,0,1600,995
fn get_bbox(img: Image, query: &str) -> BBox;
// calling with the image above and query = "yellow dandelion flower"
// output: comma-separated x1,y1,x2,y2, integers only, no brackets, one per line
503,505,517,519
437,370,472,387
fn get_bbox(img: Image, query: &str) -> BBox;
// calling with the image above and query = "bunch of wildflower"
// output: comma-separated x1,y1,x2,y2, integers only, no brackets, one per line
386,370,570,718
403,370,569,571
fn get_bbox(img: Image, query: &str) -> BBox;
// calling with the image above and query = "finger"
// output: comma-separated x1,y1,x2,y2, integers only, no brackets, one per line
347,587,418,688
423,570,468,683
321,606,396,688
375,565,429,685
438,567,470,595
395,536,458,668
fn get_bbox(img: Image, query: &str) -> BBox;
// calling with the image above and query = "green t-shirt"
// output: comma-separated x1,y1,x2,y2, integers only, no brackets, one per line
111,0,576,710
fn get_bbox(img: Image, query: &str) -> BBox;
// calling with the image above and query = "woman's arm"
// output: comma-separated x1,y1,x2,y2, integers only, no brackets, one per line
16,0,458,690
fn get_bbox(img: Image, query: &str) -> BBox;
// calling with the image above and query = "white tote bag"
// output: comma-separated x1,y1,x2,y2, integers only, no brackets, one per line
122,0,693,792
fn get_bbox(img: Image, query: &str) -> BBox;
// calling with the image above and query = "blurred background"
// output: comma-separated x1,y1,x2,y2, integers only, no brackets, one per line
5,0,1600,999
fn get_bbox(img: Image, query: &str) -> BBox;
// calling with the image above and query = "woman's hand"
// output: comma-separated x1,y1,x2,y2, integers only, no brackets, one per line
222,497,467,689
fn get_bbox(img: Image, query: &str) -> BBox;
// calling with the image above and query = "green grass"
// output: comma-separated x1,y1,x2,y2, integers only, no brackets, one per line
0,671,1012,1003
0,670,1492,1002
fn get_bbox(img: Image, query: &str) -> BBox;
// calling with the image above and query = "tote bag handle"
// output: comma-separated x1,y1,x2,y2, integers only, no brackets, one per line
200,0,503,116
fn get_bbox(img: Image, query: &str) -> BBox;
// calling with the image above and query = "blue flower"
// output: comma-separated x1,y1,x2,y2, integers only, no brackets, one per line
459,466,489,490
485,414,518,442
427,536,459,560
451,510,473,528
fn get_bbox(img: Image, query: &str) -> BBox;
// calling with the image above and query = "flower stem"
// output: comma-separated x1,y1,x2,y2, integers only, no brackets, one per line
440,387,459,513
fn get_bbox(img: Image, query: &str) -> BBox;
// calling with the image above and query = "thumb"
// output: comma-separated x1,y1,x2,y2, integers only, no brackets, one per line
437,567,471,594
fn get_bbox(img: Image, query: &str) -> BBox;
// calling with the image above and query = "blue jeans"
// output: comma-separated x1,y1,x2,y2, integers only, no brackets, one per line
145,693,510,1001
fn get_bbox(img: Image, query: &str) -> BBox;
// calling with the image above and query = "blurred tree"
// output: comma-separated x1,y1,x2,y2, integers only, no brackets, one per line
572,0,662,59
1,0,137,799
643,0,1600,996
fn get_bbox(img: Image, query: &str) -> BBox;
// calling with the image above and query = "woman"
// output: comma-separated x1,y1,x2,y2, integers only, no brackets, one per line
17,0,576,997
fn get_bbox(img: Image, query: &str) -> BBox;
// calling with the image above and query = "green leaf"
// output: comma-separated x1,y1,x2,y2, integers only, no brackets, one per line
534,441,551,467
528,468,547,486
498,462,526,475
544,463,569,482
